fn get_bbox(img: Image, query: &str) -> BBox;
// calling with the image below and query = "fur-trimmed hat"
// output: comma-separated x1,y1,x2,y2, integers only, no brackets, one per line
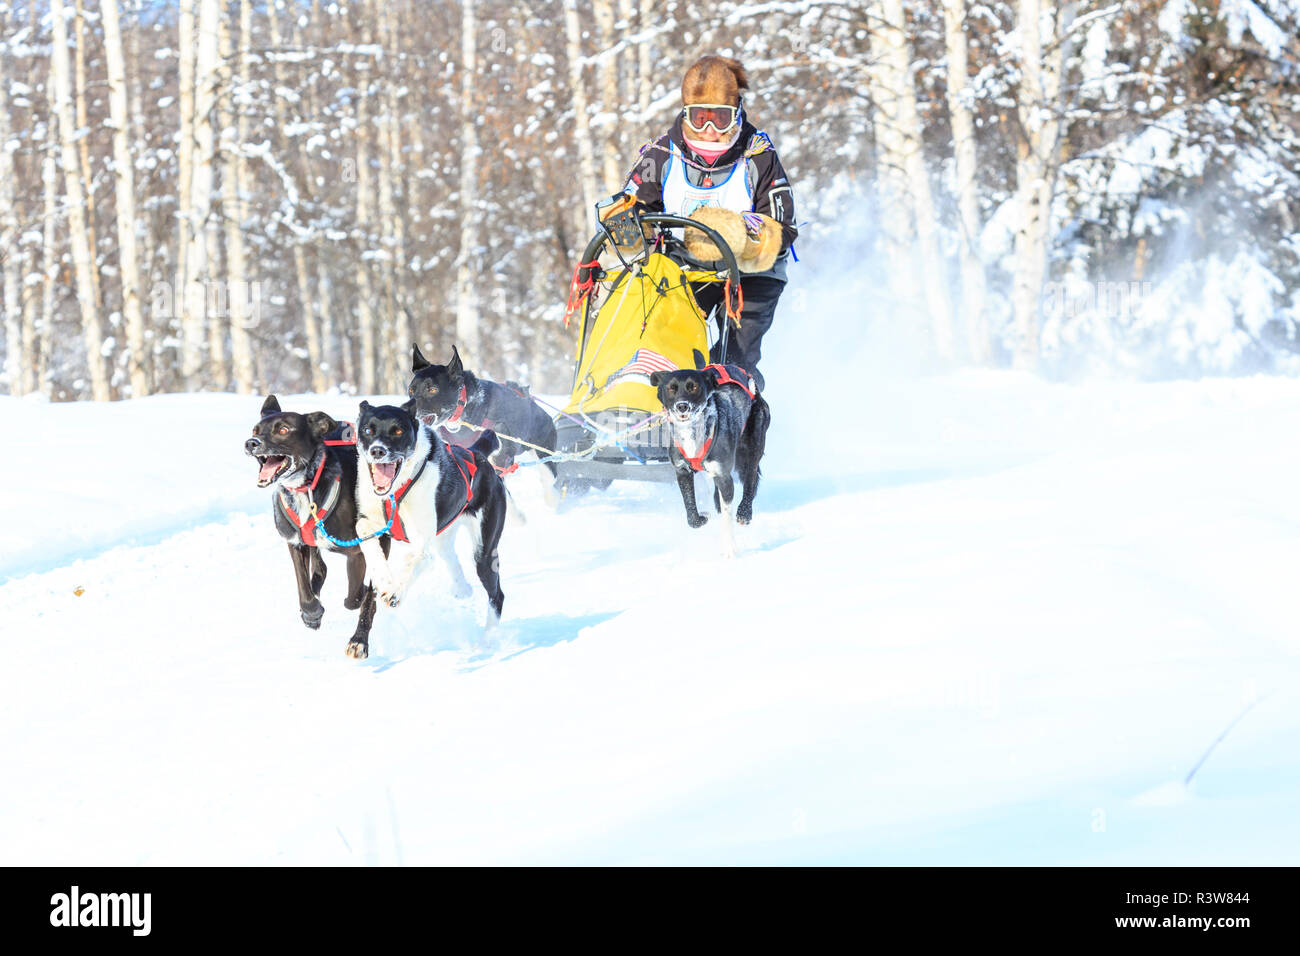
681,56,749,106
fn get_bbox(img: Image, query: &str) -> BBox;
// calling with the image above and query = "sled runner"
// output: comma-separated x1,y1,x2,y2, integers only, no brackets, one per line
555,209,743,489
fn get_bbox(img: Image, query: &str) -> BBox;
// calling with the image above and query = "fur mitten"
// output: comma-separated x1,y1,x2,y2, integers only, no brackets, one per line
685,207,782,273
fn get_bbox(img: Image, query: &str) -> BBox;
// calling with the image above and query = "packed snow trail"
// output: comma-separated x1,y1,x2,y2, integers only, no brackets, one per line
2,372,1300,864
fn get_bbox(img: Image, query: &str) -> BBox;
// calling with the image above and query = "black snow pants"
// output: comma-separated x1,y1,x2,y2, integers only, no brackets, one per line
691,275,785,393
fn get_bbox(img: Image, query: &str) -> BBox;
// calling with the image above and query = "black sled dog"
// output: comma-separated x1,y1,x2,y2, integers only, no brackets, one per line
245,394,381,659
405,344,559,505
650,364,771,557
353,401,507,622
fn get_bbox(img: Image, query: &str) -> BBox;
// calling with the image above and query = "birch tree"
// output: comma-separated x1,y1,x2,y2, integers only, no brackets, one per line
73,0,103,316
352,19,378,395
102,0,149,397
563,0,600,246
174,0,195,383
867,0,956,360
455,0,481,364
39,53,58,394
942,0,988,363
180,0,220,389
220,0,255,394
18,3,40,393
267,1,325,392
50,0,111,400
1011,0,1077,368
376,0,411,388
0,6,22,394
593,0,621,191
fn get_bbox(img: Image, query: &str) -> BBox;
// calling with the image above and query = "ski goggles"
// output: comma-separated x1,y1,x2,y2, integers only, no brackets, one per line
683,103,740,134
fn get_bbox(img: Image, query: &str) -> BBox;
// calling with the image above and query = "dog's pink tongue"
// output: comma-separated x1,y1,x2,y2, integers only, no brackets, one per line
373,461,397,490
258,456,285,483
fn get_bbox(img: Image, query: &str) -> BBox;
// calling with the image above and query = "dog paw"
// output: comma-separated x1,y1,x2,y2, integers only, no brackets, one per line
379,589,401,608
345,639,369,660
736,508,752,525
301,602,324,629
451,579,473,600
687,514,709,529
343,593,364,610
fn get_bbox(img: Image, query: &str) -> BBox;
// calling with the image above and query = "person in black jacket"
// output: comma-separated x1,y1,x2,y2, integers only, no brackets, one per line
616,56,797,392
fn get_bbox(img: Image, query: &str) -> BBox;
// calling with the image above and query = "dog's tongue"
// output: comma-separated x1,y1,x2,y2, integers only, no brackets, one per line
258,456,286,483
372,461,397,492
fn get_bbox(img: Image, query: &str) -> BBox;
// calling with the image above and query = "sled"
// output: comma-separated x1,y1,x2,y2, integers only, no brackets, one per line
554,210,742,490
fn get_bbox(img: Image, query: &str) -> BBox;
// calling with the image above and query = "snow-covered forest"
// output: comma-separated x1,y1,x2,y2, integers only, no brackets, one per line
1,0,1298,401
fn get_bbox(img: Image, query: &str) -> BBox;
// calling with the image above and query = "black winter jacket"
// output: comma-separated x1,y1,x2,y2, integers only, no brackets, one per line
622,113,799,256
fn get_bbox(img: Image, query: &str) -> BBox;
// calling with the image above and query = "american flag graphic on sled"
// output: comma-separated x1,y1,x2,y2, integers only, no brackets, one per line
607,348,678,385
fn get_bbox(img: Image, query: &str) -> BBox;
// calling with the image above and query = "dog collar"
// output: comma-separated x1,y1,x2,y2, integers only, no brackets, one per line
445,384,469,426
287,450,328,496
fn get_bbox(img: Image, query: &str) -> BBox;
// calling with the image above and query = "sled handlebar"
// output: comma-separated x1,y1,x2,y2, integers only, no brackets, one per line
578,213,742,290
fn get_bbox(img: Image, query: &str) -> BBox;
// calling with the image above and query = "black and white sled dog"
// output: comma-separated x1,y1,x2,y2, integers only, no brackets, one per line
650,364,771,557
245,394,381,659
353,400,507,622
405,344,559,507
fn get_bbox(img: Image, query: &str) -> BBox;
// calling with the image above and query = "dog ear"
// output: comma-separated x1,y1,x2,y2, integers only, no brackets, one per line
306,411,338,439
260,394,281,416
412,343,430,372
448,345,464,378
649,371,666,387
692,349,706,370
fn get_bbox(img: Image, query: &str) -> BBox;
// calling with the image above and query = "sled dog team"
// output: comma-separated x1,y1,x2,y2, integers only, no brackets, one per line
244,345,771,658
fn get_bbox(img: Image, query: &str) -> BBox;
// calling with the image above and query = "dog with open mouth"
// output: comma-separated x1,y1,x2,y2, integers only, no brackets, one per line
650,363,771,557
404,344,559,507
245,394,382,658
353,400,507,622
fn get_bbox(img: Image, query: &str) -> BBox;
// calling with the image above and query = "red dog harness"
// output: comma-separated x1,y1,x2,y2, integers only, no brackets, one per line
704,363,757,398
675,428,716,472
383,445,479,543
276,424,356,547
672,366,754,471
438,383,527,477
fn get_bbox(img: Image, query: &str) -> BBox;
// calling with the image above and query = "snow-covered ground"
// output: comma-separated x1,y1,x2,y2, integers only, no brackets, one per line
3,362,1300,864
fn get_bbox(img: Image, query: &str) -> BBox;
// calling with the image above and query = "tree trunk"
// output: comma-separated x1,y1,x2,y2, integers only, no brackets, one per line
39,59,59,395
317,261,336,386
1012,0,1076,369
320,261,346,388
353,26,378,395
180,0,220,389
942,0,988,363
455,0,482,365
73,0,104,317
268,2,325,393
51,0,112,400
563,0,600,249
376,0,410,390
593,0,621,192
637,0,653,123
0,6,22,394
220,0,255,394
174,0,195,383
102,0,150,398
870,0,956,361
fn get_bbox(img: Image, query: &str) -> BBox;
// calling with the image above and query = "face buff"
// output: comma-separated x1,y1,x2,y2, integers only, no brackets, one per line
684,126,741,163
